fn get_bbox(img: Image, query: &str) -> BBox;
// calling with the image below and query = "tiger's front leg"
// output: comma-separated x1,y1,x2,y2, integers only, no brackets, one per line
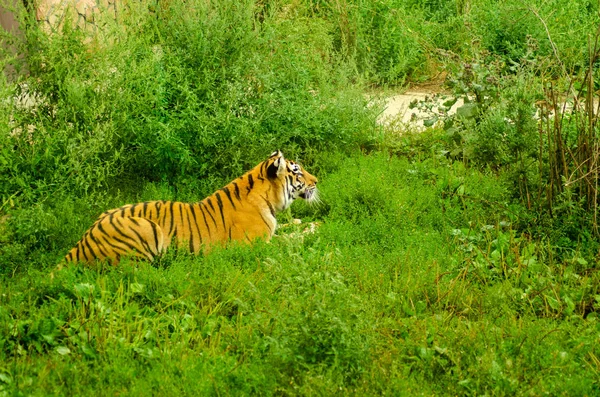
229,211,277,243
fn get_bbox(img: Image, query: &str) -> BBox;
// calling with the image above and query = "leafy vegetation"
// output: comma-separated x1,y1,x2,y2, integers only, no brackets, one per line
1,0,600,394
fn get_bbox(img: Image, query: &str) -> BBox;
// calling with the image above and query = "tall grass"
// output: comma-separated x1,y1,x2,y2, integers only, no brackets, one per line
536,26,600,236
2,153,600,395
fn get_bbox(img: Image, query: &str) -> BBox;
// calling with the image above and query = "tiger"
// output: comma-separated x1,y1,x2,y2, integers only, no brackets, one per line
64,151,319,264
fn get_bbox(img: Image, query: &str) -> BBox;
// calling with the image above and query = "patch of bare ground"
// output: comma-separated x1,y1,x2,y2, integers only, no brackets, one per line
372,74,465,130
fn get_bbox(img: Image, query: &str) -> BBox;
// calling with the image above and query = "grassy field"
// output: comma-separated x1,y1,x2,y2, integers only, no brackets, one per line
1,0,600,395
2,151,600,395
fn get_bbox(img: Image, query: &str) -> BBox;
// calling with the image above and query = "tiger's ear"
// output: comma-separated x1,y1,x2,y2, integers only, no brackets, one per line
269,150,283,158
267,151,285,179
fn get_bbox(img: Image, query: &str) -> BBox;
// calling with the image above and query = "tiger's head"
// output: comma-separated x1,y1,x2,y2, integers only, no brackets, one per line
266,150,319,210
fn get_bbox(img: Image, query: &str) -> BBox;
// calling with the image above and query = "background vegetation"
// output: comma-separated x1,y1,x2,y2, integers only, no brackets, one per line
1,0,599,394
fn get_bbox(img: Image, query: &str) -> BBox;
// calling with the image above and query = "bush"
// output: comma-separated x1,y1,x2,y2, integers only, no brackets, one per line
0,0,379,208
468,0,599,69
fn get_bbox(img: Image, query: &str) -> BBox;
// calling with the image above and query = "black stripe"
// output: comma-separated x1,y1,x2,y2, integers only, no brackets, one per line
287,175,294,199
127,224,153,259
184,206,195,252
232,182,241,201
124,218,151,249
199,203,212,234
79,240,89,261
80,236,92,261
154,201,162,219
107,219,141,253
112,217,144,248
96,233,130,255
206,198,220,229
85,238,96,261
157,201,166,228
259,212,273,234
228,227,232,241
96,222,132,254
110,234,139,253
129,204,138,217
188,234,194,251
189,204,203,246
247,174,254,192
142,202,149,217
88,229,109,258
261,195,276,217
66,251,73,261
202,201,218,228
84,235,100,261
179,203,185,239
221,187,237,210
215,193,226,228
148,220,161,255
127,226,151,252
76,242,82,262
96,220,112,239
168,201,176,237
207,198,215,213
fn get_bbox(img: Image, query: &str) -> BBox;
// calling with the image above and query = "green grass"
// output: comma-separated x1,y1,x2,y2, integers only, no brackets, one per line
2,151,600,395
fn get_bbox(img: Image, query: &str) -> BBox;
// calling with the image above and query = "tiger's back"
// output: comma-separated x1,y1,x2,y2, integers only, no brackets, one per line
64,151,319,264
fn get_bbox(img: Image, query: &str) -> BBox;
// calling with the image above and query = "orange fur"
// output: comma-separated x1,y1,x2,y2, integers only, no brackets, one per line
64,151,318,264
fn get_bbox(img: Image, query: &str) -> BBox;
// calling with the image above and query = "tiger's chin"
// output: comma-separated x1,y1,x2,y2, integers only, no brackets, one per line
300,188,320,205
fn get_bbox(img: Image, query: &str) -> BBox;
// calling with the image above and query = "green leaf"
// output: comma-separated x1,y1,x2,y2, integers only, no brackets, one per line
564,296,575,314
130,283,145,294
456,103,479,119
81,343,98,359
56,346,71,355
576,257,588,266
546,295,560,311
74,283,95,297
423,116,438,127
0,373,12,384
442,97,458,107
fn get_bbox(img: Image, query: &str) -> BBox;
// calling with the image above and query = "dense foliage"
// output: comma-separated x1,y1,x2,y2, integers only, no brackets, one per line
1,0,599,394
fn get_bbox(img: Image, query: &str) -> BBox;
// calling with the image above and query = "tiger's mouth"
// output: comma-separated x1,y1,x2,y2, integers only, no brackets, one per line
300,189,312,200
300,187,318,204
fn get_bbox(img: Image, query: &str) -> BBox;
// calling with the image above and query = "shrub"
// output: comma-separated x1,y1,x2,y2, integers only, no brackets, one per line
0,0,378,208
